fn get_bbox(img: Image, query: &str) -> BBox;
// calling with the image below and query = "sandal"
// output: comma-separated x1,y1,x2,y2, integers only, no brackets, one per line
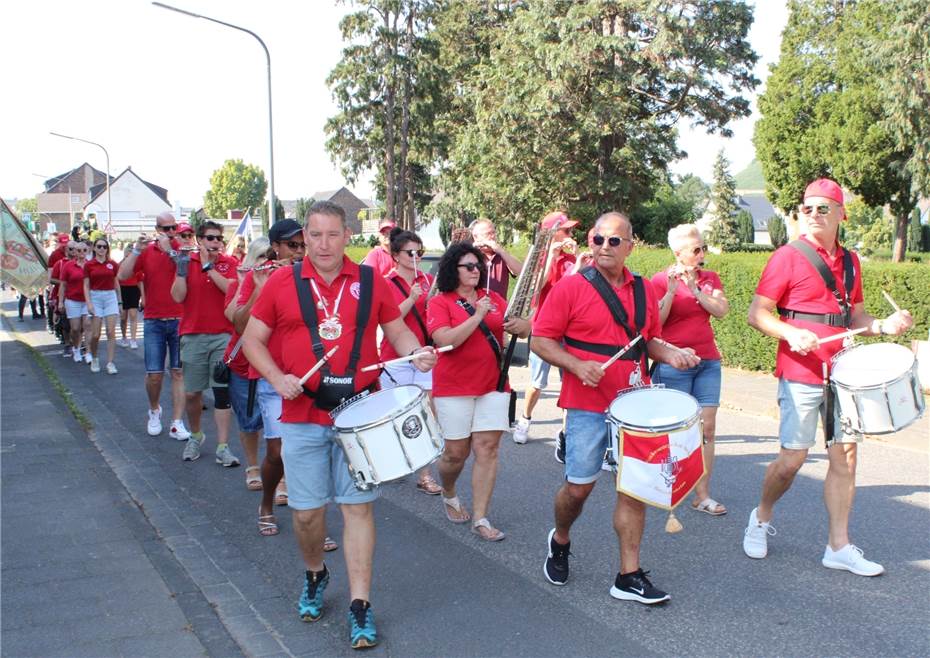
275,480,288,506
471,517,506,542
323,536,339,552
692,497,727,516
258,508,279,537
442,495,471,524
416,475,442,496
245,466,263,491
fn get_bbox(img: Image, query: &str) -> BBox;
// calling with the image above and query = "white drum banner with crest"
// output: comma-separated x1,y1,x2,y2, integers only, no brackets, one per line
615,427,705,510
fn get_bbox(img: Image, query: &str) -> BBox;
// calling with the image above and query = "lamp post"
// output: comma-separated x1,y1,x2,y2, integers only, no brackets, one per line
49,132,111,233
152,1,276,226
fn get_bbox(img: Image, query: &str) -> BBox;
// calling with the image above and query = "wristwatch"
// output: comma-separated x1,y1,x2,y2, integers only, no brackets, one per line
201,262,215,273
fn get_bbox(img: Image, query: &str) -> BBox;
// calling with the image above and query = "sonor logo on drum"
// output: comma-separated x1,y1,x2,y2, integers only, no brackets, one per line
401,415,423,439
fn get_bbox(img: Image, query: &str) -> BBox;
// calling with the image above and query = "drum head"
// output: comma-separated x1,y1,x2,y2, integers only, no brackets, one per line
831,343,915,387
608,387,699,432
333,385,422,429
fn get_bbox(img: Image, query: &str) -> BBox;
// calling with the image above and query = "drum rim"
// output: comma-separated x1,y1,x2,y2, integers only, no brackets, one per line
333,384,425,431
831,362,919,392
830,344,917,387
607,385,701,433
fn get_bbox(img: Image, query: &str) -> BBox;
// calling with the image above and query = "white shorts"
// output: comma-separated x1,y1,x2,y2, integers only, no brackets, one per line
89,289,119,317
434,391,510,440
63,299,88,318
379,362,433,391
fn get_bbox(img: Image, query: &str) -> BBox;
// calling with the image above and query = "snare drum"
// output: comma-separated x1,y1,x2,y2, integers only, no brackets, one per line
606,386,705,510
831,342,924,435
333,385,444,490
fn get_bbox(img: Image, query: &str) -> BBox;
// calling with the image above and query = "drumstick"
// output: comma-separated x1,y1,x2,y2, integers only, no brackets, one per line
298,345,339,385
600,335,643,371
815,326,867,346
881,290,901,313
360,344,453,373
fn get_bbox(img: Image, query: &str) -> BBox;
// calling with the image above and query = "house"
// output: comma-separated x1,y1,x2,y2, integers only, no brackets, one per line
83,167,172,237
36,162,110,235
311,188,377,234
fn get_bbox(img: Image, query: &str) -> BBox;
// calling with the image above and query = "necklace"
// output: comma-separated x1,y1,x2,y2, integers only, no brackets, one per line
309,278,347,340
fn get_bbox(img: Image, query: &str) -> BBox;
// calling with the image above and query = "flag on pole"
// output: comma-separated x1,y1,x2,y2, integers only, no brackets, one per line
615,427,705,510
0,198,49,297
227,208,253,255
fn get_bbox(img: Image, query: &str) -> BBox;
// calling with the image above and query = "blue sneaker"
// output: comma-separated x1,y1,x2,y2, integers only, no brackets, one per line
298,567,329,622
348,600,378,649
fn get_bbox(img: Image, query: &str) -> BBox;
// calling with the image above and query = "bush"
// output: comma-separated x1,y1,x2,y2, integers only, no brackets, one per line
767,215,787,247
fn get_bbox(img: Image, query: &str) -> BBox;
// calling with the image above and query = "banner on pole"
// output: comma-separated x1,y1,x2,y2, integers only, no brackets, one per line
0,198,49,297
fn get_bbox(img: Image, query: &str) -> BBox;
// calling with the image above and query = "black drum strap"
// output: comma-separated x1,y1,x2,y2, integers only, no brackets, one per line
579,266,647,371
778,241,854,328
390,277,432,346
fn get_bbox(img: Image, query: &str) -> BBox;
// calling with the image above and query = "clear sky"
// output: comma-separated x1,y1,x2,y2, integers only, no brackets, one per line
2,1,787,207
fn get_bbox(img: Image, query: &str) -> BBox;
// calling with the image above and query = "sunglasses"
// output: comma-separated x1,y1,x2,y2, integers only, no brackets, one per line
179,232,194,239
689,245,708,256
593,234,633,247
402,249,425,258
801,204,832,216
286,241,306,250
157,224,178,232
94,244,109,250
202,235,224,242
457,262,482,272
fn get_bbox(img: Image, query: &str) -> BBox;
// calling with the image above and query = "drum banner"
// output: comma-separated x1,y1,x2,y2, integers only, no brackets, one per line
0,199,49,297
615,429,705,510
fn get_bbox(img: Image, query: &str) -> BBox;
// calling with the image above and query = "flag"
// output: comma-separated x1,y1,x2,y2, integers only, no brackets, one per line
0,198,49,297
615,425,705,510
227,208,253,255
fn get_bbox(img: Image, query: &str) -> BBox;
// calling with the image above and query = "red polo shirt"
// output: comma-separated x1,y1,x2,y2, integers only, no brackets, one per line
178,253,237,336
250,256,401,425
533,267,662,413
361,246,394,278
119,255,140,286
48,246,67,269
483,252,515,299
236,271,270,380
380,269,433,361
651,269,723,360
84,259,119,291
133,242,183,319
537,251,576,314
427,289,510,397
756,236,863,385
58,260,87,302
222,280,251,379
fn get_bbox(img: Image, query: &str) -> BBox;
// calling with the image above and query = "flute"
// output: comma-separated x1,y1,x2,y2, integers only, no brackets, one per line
360,345,453,373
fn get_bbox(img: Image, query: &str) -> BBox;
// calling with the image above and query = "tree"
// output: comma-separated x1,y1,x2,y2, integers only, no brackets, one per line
767,216,787,248
907,207,924,253
676,174,710,220
735,209,755,245
294,198,314,224
14,197,37,216
630,182,697,246
707,150,741,251
203,159,267,221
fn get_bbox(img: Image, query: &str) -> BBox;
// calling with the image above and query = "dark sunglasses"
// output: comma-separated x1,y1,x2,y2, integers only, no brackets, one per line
457,262,482,272
401,249,425,258
157,224,178,232
286,241,306,250
593,234,632,247
690,245,708,256
179,232,194,239
202,235,224,242
94,244,109,250
801,204,832,216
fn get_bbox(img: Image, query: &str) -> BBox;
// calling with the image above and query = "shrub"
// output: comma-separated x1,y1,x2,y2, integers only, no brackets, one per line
767,215,787,247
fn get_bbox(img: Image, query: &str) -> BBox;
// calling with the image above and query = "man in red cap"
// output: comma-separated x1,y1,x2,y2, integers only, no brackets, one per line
361,217,397,277
744,177,913,576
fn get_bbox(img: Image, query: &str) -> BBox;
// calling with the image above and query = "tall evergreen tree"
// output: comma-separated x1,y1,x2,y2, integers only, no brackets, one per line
708,150,741,251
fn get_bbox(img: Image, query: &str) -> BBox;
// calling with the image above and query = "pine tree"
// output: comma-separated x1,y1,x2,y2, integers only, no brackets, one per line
768,216,788,248
708,150,741,251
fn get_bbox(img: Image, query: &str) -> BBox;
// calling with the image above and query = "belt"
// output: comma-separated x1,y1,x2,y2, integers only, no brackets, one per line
777,307,850,328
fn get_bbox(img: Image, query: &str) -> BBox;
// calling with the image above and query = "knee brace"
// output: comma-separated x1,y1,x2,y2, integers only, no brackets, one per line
212,386,231,410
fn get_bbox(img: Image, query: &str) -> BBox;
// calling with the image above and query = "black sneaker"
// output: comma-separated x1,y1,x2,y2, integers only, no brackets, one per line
544,528,571,585
610,569,670,605
554,431,566,464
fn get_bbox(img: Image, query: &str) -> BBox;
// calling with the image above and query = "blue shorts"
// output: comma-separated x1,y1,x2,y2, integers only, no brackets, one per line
777,379,860,450
528,350,561,390
280,422,379,510
564,409,610,485
229,372,262,433
143,318,181,373
652,359,722,407
257,378,285,440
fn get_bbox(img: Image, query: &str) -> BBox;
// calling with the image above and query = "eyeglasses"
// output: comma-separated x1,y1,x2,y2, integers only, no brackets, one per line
801,204,832,216
593,234,633,247
94,244,109,250
690,245,708,256
286,241,306,250
202,235,224,242
157,224,178,232
457,262,482,272
402,249,425,258
179,232,194,239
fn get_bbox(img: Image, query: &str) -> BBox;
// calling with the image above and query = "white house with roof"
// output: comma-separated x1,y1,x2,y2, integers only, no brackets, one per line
83,167,171,237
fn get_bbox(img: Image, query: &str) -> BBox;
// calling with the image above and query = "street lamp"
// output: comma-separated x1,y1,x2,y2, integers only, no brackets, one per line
49,132,111,233
152,1,276,226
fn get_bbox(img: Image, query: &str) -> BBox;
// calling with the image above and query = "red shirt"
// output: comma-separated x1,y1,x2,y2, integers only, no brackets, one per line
178,253,237,336
651,269,723,360
537,251,576,314
48,246,67,269
222,280,251,379
379,269,433,361
533,267,662,413
361,246,395,278
58,260,87,302
133,242,183,319
427,290,510,397
50,258,64,299
483,252,515,299
756,236,863,385
84,259,119,291
236,271,271,380
250,256,401,425
119,255,140,286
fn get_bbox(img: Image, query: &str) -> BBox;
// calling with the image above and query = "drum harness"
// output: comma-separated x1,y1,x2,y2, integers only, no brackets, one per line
777,240,855,445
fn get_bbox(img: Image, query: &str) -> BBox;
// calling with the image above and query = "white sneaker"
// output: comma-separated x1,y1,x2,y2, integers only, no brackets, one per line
105,362,118,375
512,417,530,444
170,420,192,441
147,407,163,436
84,351,92,364
73,350,82,363
129,339,139,349
116,338,129,347
90,358,101,373
822,544,884,576
743,507,776,559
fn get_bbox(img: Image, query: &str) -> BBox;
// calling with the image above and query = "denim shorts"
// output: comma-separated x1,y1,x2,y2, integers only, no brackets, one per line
529,350,554,390
564,409,611,484
652,359,721,407
63,299,88,319
229,372,262,433
777,378,860,450
280,422,379,510
257,378,285,440
143,318,181,373
88,289,120,318
180,333,231,392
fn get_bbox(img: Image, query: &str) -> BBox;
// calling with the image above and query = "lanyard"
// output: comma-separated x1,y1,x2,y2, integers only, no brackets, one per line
309,278,347,319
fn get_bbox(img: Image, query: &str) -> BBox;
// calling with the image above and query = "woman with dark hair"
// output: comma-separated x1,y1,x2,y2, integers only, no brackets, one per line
83,238,121,373
379,227,442,495
427,243,530,541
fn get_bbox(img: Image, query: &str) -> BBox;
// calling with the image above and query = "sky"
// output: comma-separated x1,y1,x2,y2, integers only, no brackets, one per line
2,1,788,208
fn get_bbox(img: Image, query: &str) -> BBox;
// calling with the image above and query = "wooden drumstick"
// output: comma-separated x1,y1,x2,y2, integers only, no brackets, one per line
600,335,643,371
881,290,901,314
298,346,339,385
360,344,453,373
815,326,867,346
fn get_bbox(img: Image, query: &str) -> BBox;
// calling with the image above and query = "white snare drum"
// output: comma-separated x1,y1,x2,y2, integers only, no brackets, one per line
333,385,444,490
831,342,924,435
606,386,705,509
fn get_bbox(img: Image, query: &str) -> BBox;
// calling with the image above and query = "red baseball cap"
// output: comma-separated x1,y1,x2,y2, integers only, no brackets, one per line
540,211,579,231
378,218,397,233
177,223,193,234
57,234,70,245
804,179,845,206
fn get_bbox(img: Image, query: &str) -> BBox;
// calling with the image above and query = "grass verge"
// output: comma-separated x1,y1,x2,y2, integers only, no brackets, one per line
22,341,94,432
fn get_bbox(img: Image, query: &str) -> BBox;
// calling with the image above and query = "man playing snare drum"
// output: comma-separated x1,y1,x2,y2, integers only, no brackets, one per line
744,178,913,576
532,211,699,605
243,201,437,649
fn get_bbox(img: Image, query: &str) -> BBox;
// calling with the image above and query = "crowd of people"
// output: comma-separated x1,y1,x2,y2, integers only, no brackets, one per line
31,177,915,650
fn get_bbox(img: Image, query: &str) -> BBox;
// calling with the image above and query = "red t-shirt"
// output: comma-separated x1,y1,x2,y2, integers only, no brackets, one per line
119,255,140,286
532,267,662,414
178,253,237,336
58,260,87,302
50,258,64,299
537,251,576,314
756,236,864,385
427,290,510,397
133,242,183,319
235,271,276,380
48,246,67,269
250,256,401,425
484,252,515,299
379,269,433,361
651,269,723,360
360,246,395,278
222,280,251,379
84,259,119,291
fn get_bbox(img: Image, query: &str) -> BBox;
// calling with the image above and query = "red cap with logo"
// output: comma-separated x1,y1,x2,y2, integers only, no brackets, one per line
540,211,579,231
57,234,71,245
